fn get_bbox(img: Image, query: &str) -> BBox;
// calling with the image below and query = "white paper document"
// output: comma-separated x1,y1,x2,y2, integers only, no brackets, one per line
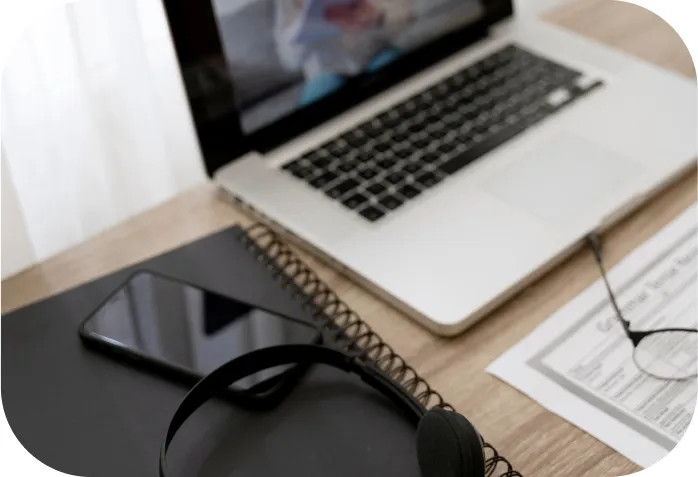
488,204,697,468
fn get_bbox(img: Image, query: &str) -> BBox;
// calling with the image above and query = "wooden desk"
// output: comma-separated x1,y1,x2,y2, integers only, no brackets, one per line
3,1,695,475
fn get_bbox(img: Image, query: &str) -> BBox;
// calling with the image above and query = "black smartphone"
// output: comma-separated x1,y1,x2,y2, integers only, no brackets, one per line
79,270,320,392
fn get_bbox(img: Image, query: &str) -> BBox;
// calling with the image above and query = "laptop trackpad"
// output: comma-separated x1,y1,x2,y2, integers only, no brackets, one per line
484,133,643,224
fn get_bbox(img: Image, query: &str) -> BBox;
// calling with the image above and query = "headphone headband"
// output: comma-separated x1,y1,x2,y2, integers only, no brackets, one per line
159,344,426,477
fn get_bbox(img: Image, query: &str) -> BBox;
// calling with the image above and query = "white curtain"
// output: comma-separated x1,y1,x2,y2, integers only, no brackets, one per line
1,0,207,279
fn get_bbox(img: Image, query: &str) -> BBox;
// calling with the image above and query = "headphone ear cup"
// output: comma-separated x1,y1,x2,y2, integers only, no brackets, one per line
416,409,486,477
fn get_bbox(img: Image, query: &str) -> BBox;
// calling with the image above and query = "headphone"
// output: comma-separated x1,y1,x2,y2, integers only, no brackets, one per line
159,344,486,477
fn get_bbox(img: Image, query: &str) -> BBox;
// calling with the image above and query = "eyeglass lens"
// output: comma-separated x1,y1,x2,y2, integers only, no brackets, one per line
634,331,697,380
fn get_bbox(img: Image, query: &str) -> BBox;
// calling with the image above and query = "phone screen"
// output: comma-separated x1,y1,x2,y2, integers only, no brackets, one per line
81,271,318,388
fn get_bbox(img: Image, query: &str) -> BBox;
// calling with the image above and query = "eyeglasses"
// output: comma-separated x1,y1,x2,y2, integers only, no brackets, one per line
588,234,697,381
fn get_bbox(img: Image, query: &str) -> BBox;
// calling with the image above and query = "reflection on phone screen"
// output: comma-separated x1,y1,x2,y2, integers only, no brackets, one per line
83,272,317,388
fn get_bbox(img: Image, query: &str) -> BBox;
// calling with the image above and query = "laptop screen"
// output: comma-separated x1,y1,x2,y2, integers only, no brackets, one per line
163,0,513,176
211,0,486,133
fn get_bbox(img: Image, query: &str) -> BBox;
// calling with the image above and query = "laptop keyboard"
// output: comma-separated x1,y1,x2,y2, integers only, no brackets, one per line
283,44,603,223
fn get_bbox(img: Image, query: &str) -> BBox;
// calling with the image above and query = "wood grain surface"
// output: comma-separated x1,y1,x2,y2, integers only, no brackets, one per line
3,1,696,475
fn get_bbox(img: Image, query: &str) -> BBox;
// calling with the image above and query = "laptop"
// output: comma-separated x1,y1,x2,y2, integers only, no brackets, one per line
163,0,696,335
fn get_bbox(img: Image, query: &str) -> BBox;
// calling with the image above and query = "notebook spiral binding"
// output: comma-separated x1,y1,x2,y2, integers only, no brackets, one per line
240,223,522,477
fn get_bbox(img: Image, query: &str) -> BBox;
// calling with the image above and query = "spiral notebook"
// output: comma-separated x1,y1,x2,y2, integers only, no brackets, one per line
237,224,519,477
2,223,519,477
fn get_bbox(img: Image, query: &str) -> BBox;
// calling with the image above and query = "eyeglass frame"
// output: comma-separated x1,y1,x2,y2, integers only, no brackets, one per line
587,233,697,381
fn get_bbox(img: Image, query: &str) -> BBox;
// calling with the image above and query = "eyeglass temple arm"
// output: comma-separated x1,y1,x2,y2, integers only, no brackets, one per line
587,234,632,335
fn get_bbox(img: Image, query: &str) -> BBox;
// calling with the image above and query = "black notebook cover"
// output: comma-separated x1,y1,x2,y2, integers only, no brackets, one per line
2,225,517,477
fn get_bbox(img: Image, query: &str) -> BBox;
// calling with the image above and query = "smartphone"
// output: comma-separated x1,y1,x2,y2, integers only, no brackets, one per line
79,270,320,392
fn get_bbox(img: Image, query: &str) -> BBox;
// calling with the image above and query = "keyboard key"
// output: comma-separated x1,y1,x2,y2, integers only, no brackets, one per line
430,128,448,139
309,155,332,168
475,77,491,91
460,83,477,98
503,114,521,126
490,101,508,117
473,94,494,109
356,151,374,163
358,205,386,222
407,121,425,134
573,75,603,92
415,171,441,188
362,122,385,138
423,87,440,100
449,73,466,87
549,66,579,83
434,82,450,98
336,159,359,173
377,157,398,170
374,142,392,153
424,110,443,125
393,131,409,143
534,78,556,95
444,112,463,127
328,140,350,157
290,167,315,180
488,123,504,135
394,147,414,159
470,133,486,144
377,111,397,127
385,171,406,185
413,137,432,149
342,192,369,210
394,103,410,118
326,178,360,199
402,162,421,174
422,152,440,163
474,112,490,126
458,122,474,136
522,109,549,127
443,96,460,112
398,184,422,199
358,168,380,180
379,195,404,211
284,161,315,179
308,171,338,189
366,183,387,196
456,103,478,119
282,159,299,170
438,122,527,176
546,87,572,108
472,122,490,136
306,148,329,159
343,130,367,148
438,142,456,155
420,86,435,99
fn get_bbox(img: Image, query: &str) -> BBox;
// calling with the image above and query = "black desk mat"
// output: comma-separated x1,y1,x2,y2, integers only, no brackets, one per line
2,226,420,476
